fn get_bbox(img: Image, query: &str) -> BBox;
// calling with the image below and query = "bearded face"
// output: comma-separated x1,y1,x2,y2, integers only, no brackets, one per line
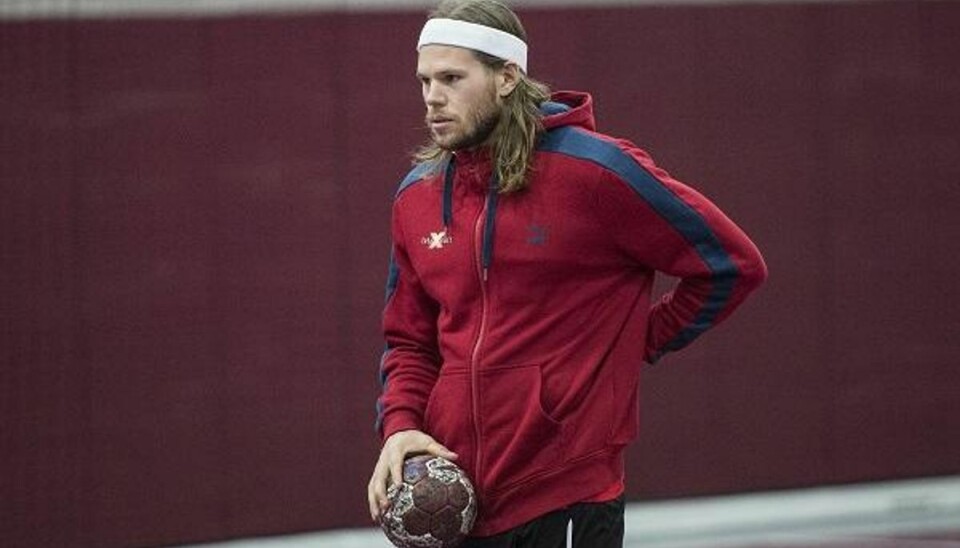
418,45,503,151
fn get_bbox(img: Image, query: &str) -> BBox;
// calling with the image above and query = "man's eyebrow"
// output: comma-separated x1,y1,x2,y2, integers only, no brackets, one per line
416,68,466,79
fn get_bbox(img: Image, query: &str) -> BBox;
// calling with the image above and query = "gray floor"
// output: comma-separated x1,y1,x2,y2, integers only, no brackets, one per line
180,476,960,548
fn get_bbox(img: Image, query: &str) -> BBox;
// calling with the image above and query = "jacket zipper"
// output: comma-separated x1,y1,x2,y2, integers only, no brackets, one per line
470,194,490,487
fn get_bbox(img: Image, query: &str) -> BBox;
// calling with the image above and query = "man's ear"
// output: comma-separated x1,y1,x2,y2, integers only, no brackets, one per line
496,62,522,97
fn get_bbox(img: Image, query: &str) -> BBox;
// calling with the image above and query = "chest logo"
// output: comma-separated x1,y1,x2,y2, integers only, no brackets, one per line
422,230,452,250
527,224,548,246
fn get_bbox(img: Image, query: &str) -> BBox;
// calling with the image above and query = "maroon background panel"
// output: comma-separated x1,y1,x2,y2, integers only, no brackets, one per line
2,2,959,547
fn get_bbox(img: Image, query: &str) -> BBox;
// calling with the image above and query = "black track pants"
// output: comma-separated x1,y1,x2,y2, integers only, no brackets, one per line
460,496,625,548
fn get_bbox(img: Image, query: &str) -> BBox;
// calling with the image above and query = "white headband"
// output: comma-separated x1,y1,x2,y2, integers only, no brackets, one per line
417,18,528,73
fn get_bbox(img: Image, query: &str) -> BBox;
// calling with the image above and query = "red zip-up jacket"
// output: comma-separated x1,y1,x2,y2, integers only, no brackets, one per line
377,91,767,537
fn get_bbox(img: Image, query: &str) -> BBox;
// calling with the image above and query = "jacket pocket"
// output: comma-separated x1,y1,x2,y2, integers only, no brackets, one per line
423,364,474,473
478,363,565,493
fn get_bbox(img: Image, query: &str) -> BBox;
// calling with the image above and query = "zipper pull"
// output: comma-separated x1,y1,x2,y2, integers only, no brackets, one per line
482,267,488,282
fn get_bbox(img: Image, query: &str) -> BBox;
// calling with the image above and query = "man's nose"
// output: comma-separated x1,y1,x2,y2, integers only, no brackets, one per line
424,82,445,106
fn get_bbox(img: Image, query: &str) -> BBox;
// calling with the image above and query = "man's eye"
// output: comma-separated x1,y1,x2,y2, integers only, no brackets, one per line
444,75,461,84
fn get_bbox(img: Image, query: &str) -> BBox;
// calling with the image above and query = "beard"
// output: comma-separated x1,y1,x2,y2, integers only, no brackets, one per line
430,94,502,151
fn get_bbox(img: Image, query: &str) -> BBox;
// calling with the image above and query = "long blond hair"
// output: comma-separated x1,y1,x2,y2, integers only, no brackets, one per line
414,0,552,194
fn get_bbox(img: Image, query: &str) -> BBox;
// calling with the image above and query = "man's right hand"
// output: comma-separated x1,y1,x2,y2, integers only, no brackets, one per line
367,430,458,523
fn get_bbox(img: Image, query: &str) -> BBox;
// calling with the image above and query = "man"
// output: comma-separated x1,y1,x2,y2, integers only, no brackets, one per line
368,1,767,546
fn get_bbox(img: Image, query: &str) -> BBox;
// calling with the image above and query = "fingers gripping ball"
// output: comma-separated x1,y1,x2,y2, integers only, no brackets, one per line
381,455,477,548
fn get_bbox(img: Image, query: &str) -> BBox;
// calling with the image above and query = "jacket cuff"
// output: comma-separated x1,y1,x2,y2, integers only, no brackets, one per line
381,412,422,443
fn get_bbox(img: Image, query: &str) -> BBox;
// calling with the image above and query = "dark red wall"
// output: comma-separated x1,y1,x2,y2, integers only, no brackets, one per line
2,2,959,546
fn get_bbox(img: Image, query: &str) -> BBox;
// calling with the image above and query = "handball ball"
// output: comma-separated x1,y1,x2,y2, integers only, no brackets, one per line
381,455,477,548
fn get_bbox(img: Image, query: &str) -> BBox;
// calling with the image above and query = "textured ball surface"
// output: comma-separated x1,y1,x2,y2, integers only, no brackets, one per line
381,455,477,548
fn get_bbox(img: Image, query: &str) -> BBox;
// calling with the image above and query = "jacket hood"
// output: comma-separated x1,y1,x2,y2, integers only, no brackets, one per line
541,91,596,132
435,91,597,277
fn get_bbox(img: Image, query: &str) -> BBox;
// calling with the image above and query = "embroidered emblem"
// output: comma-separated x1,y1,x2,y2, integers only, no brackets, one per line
422,230,453,250
527,224,548,246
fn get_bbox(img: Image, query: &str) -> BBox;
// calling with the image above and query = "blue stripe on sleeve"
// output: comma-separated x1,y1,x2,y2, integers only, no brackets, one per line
397,161,439,196
539,126,740,360
377,162,437,431
384,250,400,302
375,166,426,432
375,347,389,433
